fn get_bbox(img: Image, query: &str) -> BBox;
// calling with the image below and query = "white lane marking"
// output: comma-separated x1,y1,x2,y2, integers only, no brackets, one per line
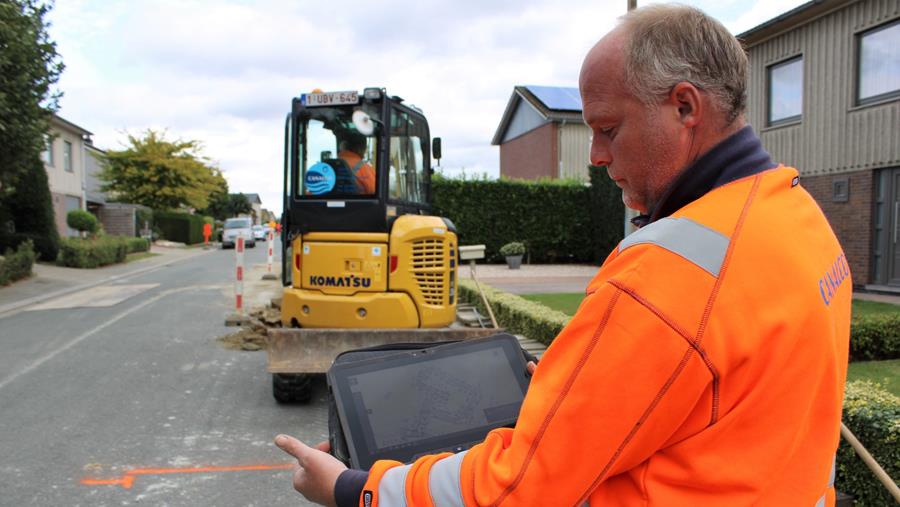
26,284,160,310
0,285,226,392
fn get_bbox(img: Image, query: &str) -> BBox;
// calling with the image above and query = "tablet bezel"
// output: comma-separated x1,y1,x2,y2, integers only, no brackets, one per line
327,333,529,470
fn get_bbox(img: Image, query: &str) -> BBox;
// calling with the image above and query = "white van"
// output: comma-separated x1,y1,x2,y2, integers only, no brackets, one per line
222,217,256,249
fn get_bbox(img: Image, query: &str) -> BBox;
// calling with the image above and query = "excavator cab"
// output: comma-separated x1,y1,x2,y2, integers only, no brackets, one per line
281,87,457,329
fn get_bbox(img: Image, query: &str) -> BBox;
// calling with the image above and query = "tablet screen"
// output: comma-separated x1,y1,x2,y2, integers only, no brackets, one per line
329,335,529,469
350,347,524,450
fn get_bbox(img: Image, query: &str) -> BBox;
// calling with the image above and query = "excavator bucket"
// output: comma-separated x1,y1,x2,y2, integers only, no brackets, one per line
266,327,504,374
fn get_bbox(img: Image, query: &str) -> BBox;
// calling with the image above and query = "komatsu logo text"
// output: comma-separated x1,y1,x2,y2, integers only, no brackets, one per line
309,275,372,288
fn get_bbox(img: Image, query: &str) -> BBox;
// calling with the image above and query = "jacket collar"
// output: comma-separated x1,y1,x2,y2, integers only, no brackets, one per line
631,125,776,228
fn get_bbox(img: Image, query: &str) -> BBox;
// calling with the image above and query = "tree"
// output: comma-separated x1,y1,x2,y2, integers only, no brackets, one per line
202,191,252,221
0,0,64,199
100,130,224,211
0,156,60,260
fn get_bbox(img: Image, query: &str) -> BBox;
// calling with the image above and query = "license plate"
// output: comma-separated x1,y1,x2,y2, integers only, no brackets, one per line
302,91,359,107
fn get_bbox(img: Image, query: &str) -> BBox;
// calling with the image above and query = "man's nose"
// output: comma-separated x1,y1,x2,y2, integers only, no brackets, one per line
590,138,611,167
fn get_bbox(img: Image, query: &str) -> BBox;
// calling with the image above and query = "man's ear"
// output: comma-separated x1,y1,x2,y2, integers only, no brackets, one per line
669,81,702,128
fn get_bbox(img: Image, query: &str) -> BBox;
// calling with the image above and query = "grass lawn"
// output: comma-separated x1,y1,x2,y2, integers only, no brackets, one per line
521,293,585,316
125,252,161,263
847,360,900,397
525,293,900,320
852,299,900,318
524,292,900,396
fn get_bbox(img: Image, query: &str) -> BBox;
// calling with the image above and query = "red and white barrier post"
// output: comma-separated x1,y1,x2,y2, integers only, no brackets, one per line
262,229,278,280
234,236,244,315
267,230,274,273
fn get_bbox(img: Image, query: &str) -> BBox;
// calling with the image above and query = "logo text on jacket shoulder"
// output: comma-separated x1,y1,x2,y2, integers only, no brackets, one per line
819,254,850,306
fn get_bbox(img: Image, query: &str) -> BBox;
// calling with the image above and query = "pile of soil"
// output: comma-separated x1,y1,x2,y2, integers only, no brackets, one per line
217,305,282,351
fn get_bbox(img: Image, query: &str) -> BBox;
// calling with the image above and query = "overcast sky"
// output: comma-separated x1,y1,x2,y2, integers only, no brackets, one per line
48,0,806,212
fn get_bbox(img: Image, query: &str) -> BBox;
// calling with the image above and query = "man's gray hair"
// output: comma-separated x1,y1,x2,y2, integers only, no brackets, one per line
620,4,747,125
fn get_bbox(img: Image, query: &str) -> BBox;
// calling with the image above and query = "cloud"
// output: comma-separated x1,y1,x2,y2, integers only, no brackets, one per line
47,0,804,210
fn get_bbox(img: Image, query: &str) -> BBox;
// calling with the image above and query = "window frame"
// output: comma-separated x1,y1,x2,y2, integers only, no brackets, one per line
63,140,73,173
766,55,804,127
386,105,431,207
42,136,54,167
855,18,900,107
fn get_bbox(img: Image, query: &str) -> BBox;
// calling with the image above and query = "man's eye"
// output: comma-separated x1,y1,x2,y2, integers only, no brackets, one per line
600,127,614,138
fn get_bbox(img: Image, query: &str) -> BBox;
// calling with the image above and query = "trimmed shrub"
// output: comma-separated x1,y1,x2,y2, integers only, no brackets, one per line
154,211,205,244
66,209,99,235
0,240,36,285
123,236,150,253
851,314,900,361
836,381,900,506
458,279,570,346
499,242,526,257
58,236,128,268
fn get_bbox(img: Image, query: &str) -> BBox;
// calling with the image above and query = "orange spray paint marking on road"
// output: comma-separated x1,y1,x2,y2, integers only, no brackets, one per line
80,463,294,489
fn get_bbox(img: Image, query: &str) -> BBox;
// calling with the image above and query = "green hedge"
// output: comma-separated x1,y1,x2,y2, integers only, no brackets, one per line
154,211,205,244
460,280,900,505
851,314,900,361
458,279,570,346
124,236,150,253
837,381,900,506
0,240,36,285
58,236,129,268
0,232,57,263
433,172,623,263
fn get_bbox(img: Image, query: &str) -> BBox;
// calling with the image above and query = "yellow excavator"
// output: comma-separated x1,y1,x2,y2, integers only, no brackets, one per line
268,88,494,402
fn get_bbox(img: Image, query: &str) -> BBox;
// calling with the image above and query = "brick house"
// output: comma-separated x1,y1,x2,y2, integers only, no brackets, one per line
492,85,592,181
740,0,899,289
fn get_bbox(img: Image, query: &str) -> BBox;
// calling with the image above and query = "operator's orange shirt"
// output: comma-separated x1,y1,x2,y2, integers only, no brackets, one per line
338,150,376,194
361,166,851,506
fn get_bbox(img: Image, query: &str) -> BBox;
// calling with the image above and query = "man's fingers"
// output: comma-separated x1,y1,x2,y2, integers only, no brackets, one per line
315,440,331,453
526,361,537,375
275,434,311,465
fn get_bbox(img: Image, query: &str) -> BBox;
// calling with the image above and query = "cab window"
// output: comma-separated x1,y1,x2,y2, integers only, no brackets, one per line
388,109,428,204
298,110,378,198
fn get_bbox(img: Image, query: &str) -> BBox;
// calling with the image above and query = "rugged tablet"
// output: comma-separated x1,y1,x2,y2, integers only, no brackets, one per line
327,334,530,470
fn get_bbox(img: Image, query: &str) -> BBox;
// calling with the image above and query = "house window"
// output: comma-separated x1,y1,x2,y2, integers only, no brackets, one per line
767,56,803,125
64,141,73,172
41,136,54,166
858,19,900,105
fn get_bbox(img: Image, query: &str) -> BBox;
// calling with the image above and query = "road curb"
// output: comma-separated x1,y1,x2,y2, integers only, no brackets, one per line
0,248,213,318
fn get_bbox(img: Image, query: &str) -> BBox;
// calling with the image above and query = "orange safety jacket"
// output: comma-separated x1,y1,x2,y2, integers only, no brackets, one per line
338,150,376,194
359,167,851,505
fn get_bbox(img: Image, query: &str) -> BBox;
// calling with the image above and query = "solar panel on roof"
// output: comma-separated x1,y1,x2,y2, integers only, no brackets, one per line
525,85,582,111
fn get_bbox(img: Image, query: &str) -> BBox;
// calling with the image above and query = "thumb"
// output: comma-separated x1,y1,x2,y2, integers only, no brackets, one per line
275,434,311,464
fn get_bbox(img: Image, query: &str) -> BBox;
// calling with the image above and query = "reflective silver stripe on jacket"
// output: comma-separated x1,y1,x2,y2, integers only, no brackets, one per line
429,451,468,507
618,217,730,277
814,454,837,507
377,451,468,507
378,463,412,507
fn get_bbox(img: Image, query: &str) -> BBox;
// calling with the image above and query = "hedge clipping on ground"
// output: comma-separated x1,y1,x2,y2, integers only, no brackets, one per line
0,240,36,285
837,381,900,506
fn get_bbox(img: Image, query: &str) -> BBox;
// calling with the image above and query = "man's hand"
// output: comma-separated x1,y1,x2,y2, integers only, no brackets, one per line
527,360,537,376
275,434,347,507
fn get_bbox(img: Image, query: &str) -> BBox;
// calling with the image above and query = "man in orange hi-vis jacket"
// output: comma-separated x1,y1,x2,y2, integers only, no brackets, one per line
275,5,851,506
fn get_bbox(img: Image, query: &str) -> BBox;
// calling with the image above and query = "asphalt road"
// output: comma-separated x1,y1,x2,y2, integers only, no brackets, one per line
0,241,325,506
